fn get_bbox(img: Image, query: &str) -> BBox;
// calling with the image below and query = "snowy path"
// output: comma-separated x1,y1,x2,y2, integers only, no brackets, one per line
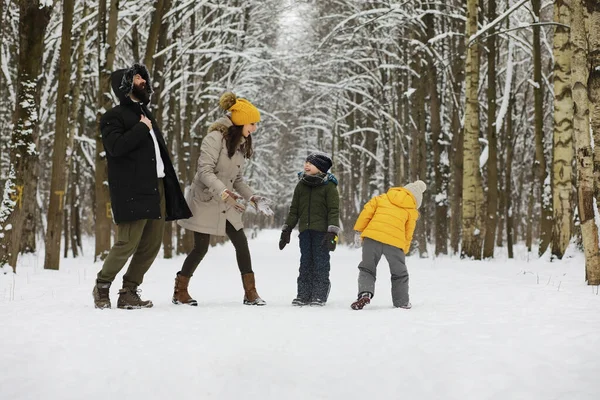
1,230,598,400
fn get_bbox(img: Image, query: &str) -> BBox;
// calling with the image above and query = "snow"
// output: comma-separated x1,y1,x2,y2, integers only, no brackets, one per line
434,192,447,204
528,79,540,89
1,230,598,400
480,144,489,169
467,0,529,45
250,196,274,216
404,88,416,98
496,39,514,134
427,31,460,45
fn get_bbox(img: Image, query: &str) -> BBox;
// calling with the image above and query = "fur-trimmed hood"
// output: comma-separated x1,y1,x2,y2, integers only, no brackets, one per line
110,63,153,104
207,116,233,135
207,116,248,146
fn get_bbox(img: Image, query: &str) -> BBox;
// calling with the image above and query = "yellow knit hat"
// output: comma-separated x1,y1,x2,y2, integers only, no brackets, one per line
219,92,261,126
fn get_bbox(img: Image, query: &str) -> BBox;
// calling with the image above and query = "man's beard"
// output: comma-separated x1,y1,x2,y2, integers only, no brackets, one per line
131,83,150,104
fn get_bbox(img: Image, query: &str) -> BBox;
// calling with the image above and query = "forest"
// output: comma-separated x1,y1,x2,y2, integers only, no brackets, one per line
1,0,599,284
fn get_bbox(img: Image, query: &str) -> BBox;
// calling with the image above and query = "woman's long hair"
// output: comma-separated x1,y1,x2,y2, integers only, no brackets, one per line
225,124,253,159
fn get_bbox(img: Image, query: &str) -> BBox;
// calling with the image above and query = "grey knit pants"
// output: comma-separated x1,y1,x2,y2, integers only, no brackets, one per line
357,237,409,307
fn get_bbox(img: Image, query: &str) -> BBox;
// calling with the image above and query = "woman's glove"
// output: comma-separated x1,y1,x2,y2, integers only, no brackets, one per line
221,189,245,213
323,232,338,252
250,195,274,216
279,230,291,250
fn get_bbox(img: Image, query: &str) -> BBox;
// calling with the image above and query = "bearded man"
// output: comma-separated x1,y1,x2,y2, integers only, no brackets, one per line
92,63,192,309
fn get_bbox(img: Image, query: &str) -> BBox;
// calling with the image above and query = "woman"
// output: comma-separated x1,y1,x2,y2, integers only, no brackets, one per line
173,92,271,306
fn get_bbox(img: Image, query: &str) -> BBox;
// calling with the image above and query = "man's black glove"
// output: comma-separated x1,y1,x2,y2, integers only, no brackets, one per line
323,232,338,252
279,230,291,250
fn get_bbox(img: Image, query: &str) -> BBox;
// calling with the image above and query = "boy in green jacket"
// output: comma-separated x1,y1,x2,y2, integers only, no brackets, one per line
279,153,340,306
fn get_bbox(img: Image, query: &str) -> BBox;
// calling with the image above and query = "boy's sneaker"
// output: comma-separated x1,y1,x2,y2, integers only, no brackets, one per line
309,298,326,307
396,303,412,309
351,292,372,310
291,298,309,307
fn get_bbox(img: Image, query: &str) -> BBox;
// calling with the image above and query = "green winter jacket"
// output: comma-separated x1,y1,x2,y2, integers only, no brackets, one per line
284,172,340,233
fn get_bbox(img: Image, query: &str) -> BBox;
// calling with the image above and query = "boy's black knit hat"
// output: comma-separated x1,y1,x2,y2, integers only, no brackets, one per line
306,153,332,173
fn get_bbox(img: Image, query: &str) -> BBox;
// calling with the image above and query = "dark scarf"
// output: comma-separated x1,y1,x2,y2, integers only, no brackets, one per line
299,172,328,187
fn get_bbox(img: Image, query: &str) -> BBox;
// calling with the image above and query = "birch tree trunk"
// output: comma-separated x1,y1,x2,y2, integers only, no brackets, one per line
588,2,600,222
95,0,119,261
461,0,485,259
571,0,600,284
551,0,574,259
483,0,498,259
0,1,52,272
44,0,75,270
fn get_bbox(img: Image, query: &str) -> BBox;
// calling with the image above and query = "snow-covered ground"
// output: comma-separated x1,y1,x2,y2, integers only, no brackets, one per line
1,230,598,400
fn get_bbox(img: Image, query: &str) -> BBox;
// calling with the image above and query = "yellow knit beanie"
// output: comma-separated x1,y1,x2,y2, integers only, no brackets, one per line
219,92,261,126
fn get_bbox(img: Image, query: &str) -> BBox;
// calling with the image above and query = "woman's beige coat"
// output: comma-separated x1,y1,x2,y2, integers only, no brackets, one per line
178,117,253,236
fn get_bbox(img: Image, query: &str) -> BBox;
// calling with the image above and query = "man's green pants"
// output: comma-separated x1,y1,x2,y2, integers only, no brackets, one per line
97,179,166,288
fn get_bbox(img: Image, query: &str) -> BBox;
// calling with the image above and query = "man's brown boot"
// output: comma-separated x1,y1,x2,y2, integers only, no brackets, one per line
172,272,198,306
93,282,111,309
241,272,266,306
117,286,153,309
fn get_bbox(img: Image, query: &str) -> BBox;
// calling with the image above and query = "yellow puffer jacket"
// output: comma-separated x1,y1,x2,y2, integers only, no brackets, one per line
353,187,419,253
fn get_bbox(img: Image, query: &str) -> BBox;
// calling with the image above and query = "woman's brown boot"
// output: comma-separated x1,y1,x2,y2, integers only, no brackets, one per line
173,272,198,306
241,272,266,306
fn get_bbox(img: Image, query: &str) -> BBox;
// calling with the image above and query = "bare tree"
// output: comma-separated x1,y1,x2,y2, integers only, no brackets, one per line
483,0,498,259
143,0,166,73
588,2,600,222
551,0,574,259
532,0,551,256
0,1,52,271
44,0,75,270
461,0,484,259
571,0,600,284
95,0,119,261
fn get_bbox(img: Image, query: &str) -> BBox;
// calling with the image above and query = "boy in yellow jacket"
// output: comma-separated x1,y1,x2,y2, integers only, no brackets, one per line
350,180,426,310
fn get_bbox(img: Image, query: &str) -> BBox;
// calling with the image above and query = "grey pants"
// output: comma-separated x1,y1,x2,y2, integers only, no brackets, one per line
358,237,409,307
97,180,166,288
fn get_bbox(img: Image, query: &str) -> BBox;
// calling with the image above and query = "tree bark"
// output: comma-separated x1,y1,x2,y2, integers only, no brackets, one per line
44,0,75,270
179,12,196,254
69,159,80,258
505,97,515,259
410,35,427,257
449,14,465,255
532,0,552,256
587,1,600,229
424,9,447,256
66,3,88,259
152,0,173,258
0,1,52,272
95,0,119,261
132,24,140,63
144,0,167,73
461,0,485,259
551,0,574,259
571,0,600,284
483,0,498,259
